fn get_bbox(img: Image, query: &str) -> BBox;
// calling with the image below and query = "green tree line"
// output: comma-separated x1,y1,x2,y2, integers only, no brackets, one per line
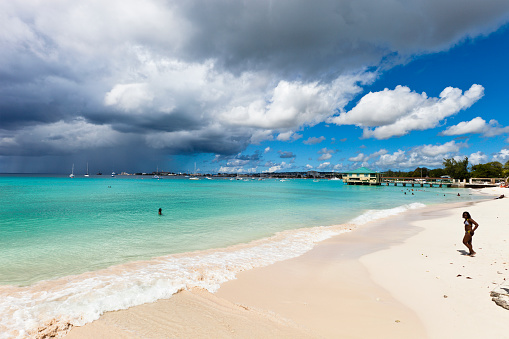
383,157,509,180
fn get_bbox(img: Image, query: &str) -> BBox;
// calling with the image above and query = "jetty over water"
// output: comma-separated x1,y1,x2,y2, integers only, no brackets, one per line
382,177,507,188
382,177,453,188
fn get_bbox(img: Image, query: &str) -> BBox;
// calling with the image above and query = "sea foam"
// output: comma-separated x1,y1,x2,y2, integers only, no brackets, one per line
0,202,425,338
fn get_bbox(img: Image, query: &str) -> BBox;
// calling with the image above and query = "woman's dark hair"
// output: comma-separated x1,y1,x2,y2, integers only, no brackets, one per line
463,211,471,218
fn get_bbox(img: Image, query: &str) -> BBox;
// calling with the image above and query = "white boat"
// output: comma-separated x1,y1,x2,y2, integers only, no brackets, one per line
331,170,340,180
153,166,160,179
69,164,75,178
111,172,116,177
189,162,199,180
84,163,89,177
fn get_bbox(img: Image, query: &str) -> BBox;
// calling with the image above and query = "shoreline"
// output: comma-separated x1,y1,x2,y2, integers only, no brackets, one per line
64,190,509,338
215,203,435,338
64,203,432,338
214,199,495,338
4,197,433,337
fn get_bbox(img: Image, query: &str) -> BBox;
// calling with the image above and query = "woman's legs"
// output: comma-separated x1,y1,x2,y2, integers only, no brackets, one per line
463,233,475,255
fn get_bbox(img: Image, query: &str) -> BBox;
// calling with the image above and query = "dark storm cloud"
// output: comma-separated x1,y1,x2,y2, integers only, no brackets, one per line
179,0,509,78
178,1,370,79
144,124,253,155
0,75,90,129
86,109,206,134
1,102,66,129
238,152,262,161
1,0,509,172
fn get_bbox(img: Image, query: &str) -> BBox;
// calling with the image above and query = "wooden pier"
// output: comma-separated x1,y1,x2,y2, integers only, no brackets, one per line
382,177,453,188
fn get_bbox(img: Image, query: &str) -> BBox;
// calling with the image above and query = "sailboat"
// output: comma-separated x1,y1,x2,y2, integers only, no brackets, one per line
189,163,199,180
152,166,160,179
84,163,90,177
69,164,75,178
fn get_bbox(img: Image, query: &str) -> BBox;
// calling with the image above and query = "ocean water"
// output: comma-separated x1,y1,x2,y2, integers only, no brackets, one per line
0,175,484,337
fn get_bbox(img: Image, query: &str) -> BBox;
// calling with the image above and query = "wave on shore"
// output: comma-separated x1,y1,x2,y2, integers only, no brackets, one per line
0,202,425,338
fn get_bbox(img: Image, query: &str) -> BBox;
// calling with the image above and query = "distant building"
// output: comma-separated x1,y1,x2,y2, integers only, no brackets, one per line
343,167,382,185
307,171,319,178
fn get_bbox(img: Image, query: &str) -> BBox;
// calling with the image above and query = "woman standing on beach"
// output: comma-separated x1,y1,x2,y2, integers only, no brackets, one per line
462,211,479,256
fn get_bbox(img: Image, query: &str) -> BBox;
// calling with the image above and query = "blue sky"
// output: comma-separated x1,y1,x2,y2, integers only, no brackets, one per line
1,1,509,174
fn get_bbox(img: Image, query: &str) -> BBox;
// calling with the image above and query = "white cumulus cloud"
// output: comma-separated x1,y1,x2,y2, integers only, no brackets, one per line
493,149,509,163
469,151,488,165
317,147,335,161
442,117,509,137
104,83,154,112
276,131,303,142
331,84,484,139
303,136,326,145
374,141,466,169
349,153,367,162
417,140,462,157
226,73,374,130
348,149,387,163
318,153,332,161
266,161,287,173
317,162,331,170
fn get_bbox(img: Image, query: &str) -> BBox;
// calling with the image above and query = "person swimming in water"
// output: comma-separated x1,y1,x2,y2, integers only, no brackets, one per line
462,211,479,256
158,208,162,215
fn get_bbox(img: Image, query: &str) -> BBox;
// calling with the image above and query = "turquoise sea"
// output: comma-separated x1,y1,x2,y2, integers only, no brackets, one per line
0,175,485,337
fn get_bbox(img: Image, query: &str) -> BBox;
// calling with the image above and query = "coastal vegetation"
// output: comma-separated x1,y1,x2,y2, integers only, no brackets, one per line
384,158,509,180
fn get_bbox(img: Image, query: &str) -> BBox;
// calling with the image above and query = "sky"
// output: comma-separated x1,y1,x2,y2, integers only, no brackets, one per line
2,1,509,174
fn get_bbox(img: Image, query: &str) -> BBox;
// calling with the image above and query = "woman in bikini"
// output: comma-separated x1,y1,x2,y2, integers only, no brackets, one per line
462,211,479,256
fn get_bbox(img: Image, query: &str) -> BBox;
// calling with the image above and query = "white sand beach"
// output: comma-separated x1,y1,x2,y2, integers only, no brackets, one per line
64,188,509,339
360,187,509,338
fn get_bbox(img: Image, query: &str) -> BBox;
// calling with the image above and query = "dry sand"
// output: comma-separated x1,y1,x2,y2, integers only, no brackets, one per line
361,187,509,338
65,188,509,339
